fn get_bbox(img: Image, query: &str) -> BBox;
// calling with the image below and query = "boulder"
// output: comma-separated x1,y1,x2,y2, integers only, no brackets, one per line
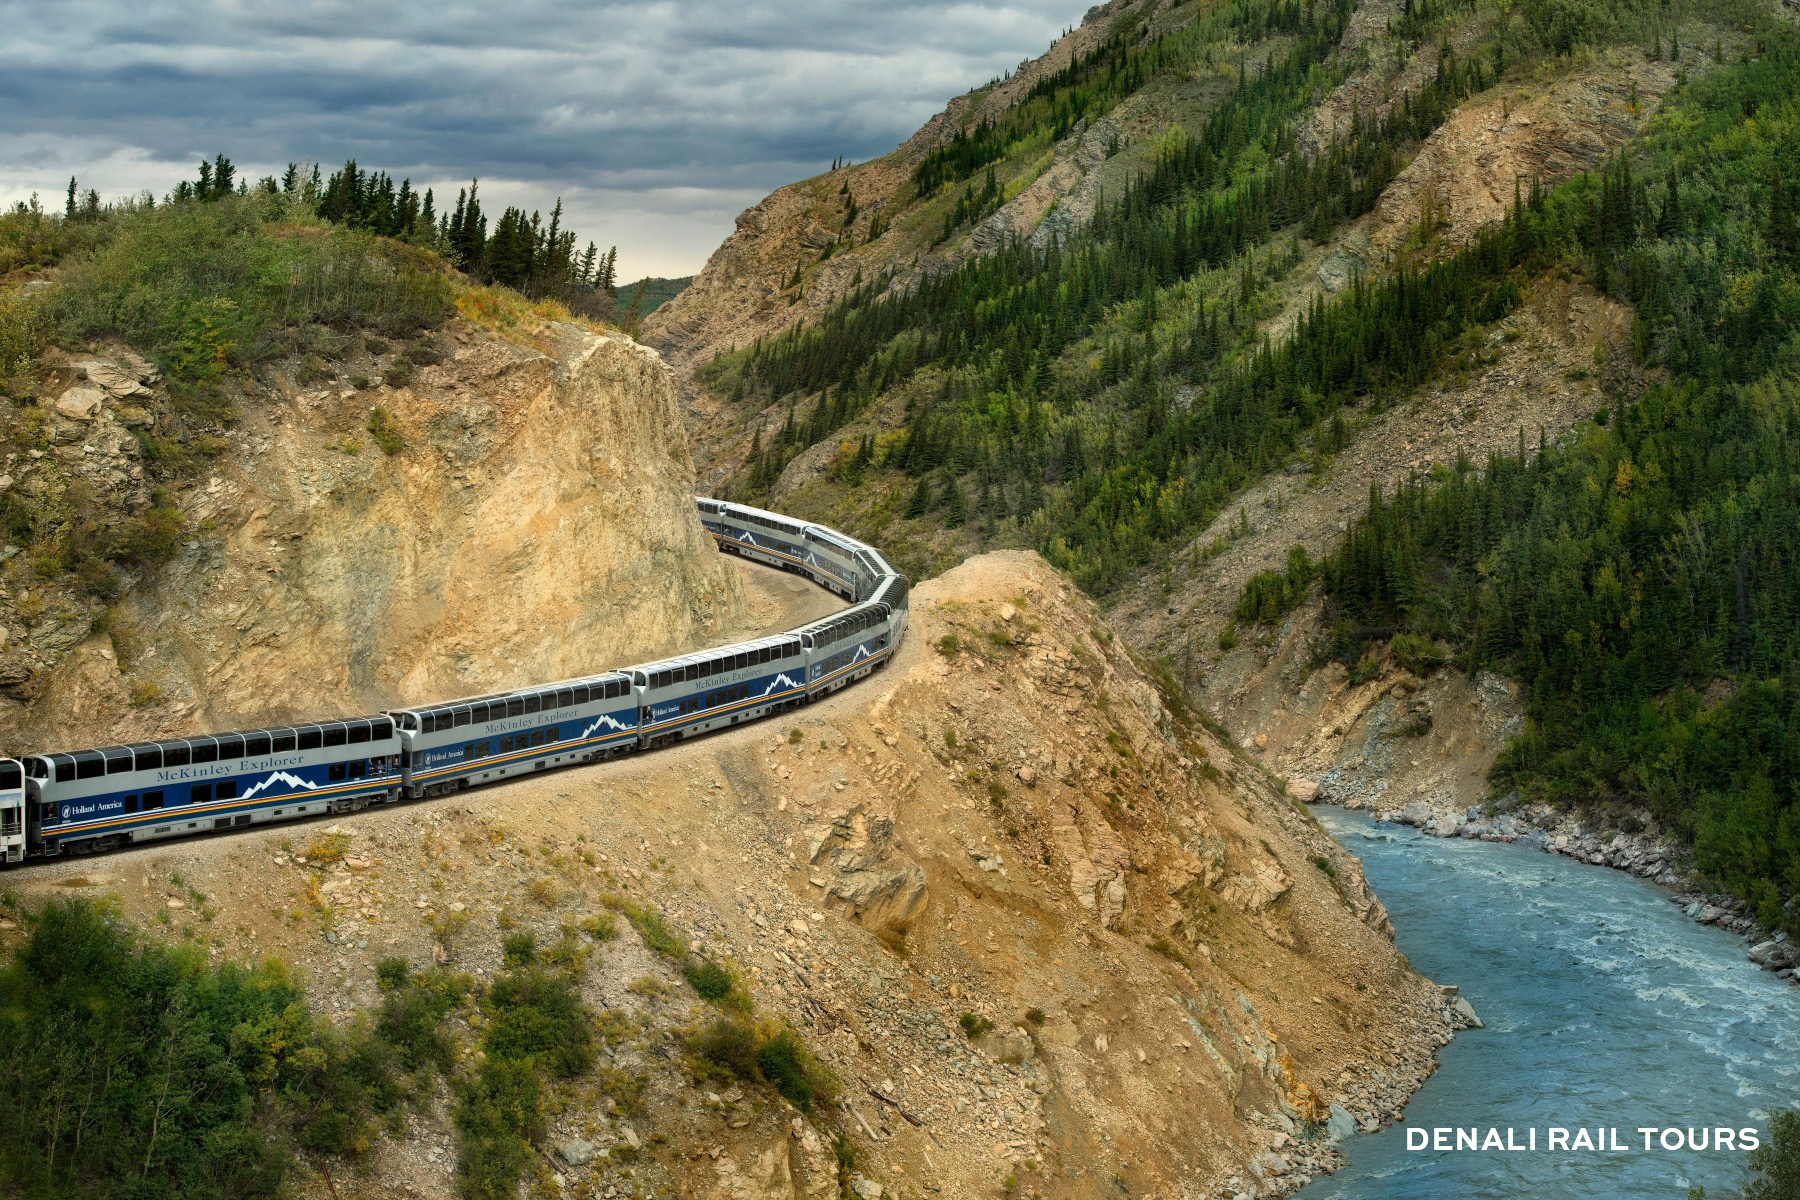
54,387,106,422
557,1138,595,1166
1429,815,1462,839
1399,801,1433,827
1748,940,1781,966
1287,777,1321,803
1326,1103,1357,1142
1450,996,1484,1029
80,360,152,398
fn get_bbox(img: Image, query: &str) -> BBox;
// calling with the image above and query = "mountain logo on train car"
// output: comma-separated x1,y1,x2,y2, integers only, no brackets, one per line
241,771,322,801
581,713,635,737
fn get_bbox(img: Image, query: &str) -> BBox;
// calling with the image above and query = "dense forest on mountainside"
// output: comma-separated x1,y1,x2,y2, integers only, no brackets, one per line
706,0,1728,587
698,0,1794,929
1308,38,1800,935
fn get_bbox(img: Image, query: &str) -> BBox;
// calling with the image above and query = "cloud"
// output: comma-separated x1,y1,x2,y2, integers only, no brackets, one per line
0,1,1086,277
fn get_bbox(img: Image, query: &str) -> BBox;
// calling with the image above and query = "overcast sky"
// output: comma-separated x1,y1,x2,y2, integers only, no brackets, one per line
0,1,1088,278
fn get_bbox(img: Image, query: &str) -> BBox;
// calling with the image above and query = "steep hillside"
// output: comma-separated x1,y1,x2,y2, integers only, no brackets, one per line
1,318,743,752
648,0,1800,941
655,0,1750,577
10,551,1466,1200
644,0,1145,376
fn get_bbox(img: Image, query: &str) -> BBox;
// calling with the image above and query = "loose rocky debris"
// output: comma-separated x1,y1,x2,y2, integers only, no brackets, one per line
10,550,1464,1200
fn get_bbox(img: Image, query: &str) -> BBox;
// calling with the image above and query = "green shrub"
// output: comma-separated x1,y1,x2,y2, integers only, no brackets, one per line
691,1015,760,1079
683,956,739,1003
500,930,537,968
1235,546,1314,625
483,968,596,1079
376,967,467,1072
0,898,403,1197
602,894,687,958
375,956,410,991
1389,632,1445,676
579,913,619,942
455,1059,543,1200
959,1012,995,1038
382,362,414,388
1744,1107,1800,1199
754,1026,838,1113
365,406,403,455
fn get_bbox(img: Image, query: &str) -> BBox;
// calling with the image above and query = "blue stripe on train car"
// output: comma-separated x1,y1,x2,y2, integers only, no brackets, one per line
639,667,809,737
36,757,402,847
408,706,640,786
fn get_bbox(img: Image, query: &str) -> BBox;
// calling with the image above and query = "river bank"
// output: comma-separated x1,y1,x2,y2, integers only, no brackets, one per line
1295,805,1800,1200
1300,779,1800,988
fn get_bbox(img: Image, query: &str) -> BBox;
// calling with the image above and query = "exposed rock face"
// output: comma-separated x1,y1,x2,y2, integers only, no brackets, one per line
641,0,1141,378
6,320,745,749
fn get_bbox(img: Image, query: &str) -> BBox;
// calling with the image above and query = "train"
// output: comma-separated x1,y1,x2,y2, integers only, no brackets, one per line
0,499,907,864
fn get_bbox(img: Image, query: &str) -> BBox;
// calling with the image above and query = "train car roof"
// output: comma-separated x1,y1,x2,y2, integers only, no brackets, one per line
627,631,803,677
390,669,634,717
24,713,398,766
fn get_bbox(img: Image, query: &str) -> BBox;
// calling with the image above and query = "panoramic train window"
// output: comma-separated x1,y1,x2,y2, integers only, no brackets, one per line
373,719,394,739
75,754,104,780
348,722,370,744
191,742,218,764
298,728,323,750
272,732,296,752
244,735,270,757
216,736,244,759
323,726,347,747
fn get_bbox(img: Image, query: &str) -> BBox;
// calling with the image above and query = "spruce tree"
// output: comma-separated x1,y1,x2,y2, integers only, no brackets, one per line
904,476,933,519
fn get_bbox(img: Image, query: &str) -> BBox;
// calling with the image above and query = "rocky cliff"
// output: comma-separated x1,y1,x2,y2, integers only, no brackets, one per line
2,319,744,750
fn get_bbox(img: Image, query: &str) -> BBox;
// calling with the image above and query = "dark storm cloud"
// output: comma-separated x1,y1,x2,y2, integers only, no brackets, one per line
0,1,1086,274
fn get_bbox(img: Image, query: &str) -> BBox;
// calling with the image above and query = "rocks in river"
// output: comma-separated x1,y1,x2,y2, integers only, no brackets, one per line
1399,801,1434,827
1326,1103,1357,1142
1449,996,1484,1029
1430,815,1462,839
1748,939,1794,970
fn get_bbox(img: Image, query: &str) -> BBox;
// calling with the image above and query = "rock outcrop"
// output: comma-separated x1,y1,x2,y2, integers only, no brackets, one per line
3,320,745,750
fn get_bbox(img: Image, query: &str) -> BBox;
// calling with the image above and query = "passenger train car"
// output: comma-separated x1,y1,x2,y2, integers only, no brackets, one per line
4,500,906,862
